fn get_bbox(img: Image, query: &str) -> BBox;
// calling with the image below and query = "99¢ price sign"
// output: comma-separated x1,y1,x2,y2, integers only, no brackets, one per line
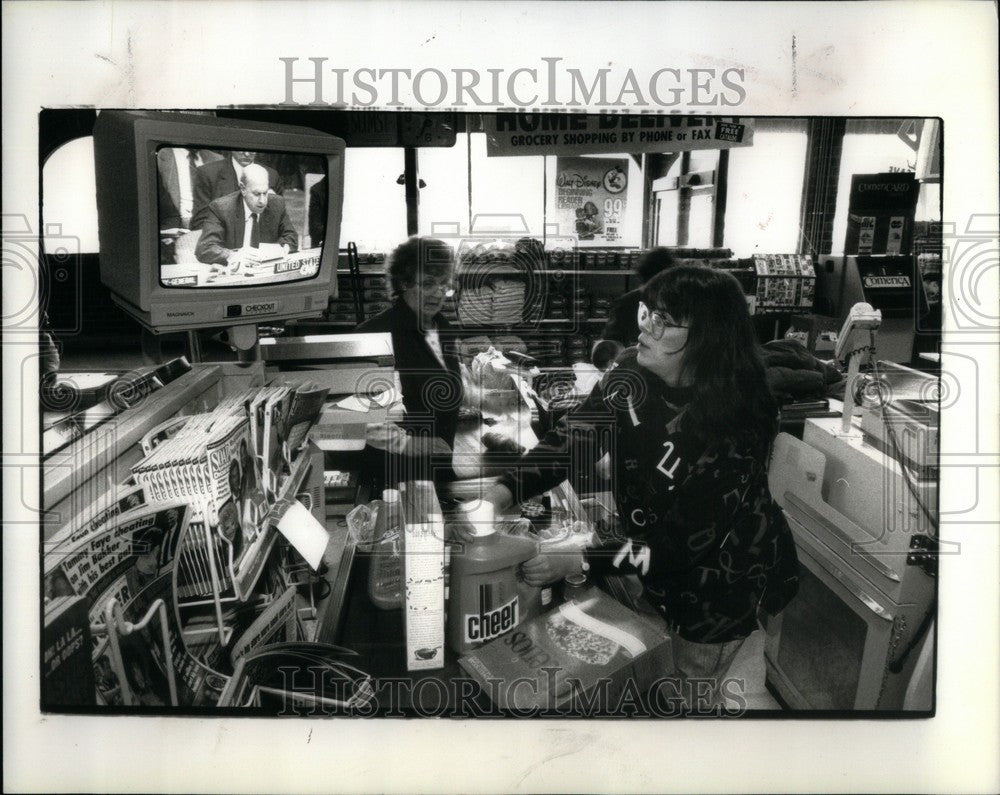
555,156,629,244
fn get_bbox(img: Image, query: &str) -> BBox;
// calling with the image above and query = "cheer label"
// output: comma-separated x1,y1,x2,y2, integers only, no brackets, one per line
466,593,519,644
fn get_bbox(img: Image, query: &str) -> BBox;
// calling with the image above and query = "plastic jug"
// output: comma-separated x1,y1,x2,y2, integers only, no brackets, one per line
447,502,537,654
367,489,403,610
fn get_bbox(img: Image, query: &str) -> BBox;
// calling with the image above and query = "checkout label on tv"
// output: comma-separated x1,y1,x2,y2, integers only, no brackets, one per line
226,301,279,318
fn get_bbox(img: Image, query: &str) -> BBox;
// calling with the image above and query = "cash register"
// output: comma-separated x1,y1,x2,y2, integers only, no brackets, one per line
764,303,938,711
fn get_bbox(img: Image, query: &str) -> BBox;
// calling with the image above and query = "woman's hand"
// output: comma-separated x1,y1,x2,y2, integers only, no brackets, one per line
521,547,584,587
365,421,409,453
448,483,515,541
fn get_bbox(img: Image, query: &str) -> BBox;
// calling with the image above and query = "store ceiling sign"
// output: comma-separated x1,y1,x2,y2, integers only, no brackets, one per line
485,114,754,156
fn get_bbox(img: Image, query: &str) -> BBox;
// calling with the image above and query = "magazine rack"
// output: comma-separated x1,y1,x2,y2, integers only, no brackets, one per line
249,444,316,588
174,516,235,648
103,597,179,707
175,443,316,650
43,367,226,543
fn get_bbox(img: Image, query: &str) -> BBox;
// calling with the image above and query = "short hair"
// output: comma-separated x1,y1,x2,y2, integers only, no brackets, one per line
513,237,545,269
636,247,677,283
386,236,455,298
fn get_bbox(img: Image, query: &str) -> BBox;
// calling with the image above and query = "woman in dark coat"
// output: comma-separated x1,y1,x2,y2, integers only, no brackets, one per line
357,236,464,457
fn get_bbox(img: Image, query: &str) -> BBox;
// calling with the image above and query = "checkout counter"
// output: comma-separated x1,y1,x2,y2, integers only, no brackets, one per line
263,332,663,716
40,321,940,715
40,330,670,715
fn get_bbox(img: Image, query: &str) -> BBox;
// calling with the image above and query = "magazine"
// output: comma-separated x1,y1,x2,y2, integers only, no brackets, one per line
44,379,334,707
218,642,375,712
228,585,299,664
42,501,191,707
42,596,95,708
111,572,228,707
131,411,264,601
279,381,330,458
44,500,191,626
44,482,151,555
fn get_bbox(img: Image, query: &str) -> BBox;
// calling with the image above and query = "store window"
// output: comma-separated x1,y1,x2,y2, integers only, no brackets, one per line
472,134,545,236
653,155,684,247
686,149,721,249
418,132,546,243
42,138,409,257
418,132,471,240
652,149,727,250
723,119,809,257
42,137,100,254
340,147,407,253
419,125,676,251
830,119,923,254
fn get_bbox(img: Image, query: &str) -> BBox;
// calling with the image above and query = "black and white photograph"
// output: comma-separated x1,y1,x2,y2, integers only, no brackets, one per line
3,2,998,793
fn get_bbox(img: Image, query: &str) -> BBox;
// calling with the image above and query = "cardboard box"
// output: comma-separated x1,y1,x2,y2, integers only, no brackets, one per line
458,587,671,712
401,481,446,671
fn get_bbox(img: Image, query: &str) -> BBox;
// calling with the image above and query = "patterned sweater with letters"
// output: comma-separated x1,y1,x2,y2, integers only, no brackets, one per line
498,349,799,644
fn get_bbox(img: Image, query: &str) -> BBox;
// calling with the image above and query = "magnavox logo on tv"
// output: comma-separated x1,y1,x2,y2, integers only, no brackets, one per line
863,276,911,288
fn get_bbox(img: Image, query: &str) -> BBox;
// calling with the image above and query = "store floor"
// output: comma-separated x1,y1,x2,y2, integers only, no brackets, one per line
724,630,781,710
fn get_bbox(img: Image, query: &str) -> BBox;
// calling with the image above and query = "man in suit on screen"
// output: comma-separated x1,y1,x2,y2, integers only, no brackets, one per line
190,150,282,229
157,147,223,230
194,164,298,267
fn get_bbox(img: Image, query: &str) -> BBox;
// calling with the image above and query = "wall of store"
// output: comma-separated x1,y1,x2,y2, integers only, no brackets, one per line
40,114,941,265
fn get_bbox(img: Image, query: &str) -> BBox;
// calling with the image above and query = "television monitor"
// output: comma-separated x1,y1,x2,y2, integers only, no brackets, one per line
93,111,345,341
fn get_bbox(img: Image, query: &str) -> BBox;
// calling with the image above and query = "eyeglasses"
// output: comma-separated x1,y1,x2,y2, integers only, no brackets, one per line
419,277,455,297
637,301,688,340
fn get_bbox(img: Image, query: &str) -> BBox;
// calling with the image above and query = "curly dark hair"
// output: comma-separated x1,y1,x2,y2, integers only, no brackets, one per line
386,236,455,298
640,264,777,451
636,247,677,283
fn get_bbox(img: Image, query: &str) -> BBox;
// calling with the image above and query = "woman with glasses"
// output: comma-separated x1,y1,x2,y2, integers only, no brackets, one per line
469,264,799,708
357,236,463,454
591,246,677,370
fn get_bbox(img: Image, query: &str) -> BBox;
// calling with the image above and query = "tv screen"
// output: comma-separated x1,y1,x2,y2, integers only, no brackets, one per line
157,146,329,289
94,111,344,333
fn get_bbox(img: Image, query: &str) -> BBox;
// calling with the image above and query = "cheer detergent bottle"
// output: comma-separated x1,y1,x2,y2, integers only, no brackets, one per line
448,501,537,654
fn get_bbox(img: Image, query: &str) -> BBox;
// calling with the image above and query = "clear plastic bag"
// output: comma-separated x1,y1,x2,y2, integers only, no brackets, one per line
345,500,383,552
